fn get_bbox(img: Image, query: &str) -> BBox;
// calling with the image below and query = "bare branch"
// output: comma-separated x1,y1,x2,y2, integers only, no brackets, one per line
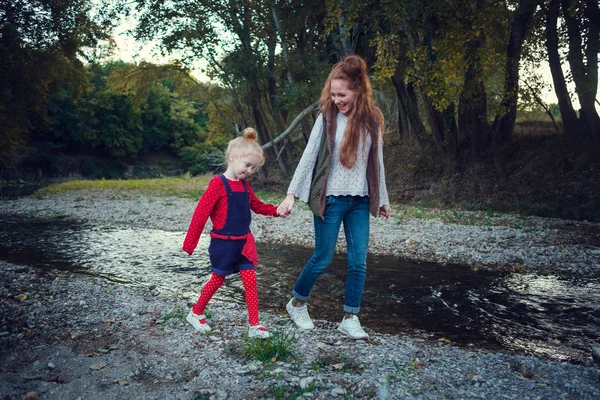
262,100,319,150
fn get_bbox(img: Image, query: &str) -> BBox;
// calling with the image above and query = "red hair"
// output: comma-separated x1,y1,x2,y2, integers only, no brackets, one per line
320,55,384,168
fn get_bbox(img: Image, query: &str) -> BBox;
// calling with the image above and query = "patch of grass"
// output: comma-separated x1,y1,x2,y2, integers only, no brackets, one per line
34,175,212,200
312,350,363,373
241,329,295,363
272,381,317,400
161,308,185,327
253,190,286,205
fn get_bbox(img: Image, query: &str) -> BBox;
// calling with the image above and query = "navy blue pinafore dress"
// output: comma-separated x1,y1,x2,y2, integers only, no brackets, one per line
208,175,254,276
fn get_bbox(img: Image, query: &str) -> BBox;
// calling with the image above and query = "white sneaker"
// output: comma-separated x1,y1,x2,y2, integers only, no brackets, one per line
186,310,211,333
248,324,271,339
286,298,314,329
337,315,369,339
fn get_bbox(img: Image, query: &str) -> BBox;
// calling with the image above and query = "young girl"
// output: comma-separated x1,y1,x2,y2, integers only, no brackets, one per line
182,128,283,339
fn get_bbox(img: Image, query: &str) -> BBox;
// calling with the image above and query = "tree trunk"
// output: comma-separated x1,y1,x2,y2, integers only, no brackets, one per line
545,0,579,137
459,66,492,160
391,66,411,141
421,90,458,175
561,0,600,138
271,7,293,85
458,28,492,160
391,66,429,150
494,0,538,143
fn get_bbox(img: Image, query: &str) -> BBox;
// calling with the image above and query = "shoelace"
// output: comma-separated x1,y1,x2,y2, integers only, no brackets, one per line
295,307,311,322
344,318,363,331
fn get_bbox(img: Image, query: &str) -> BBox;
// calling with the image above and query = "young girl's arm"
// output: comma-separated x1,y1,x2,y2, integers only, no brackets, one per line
182,178,223,254
247,184,280,217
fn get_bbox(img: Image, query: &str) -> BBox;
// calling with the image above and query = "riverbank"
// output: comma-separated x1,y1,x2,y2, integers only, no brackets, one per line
1,190,600,399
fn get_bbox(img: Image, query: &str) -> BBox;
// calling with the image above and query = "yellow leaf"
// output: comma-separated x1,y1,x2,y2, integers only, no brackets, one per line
115,379,128,386
89,363,107,370
16,294,27,301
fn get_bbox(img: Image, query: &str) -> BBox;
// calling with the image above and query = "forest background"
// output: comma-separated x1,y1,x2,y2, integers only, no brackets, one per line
1,0,599,221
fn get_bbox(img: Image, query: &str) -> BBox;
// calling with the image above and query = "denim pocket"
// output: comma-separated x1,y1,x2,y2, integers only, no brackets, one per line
326,195,336,205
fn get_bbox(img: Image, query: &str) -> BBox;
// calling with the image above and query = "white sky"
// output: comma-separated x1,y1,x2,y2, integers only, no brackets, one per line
107,14,211,82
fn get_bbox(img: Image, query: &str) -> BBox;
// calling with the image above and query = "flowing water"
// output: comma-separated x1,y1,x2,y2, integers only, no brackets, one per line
1,214,598,364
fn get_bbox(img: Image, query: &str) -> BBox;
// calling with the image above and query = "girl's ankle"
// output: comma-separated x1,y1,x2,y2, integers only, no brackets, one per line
292,298,305,307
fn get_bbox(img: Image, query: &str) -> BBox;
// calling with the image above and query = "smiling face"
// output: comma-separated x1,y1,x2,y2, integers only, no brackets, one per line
330,78,358,117
226,152,262,180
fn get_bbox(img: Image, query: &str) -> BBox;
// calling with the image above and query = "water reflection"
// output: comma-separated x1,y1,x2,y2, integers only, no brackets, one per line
0,214,598,364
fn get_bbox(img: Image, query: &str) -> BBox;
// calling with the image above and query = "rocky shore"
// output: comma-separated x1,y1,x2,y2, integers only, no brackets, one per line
1,190,600,399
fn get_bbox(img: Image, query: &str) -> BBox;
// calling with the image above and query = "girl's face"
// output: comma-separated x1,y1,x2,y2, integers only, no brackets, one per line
330,78,358,117
227,152,262,180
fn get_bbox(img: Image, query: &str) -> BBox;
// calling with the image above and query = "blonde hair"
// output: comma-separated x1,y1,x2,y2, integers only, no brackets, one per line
225,127,265,167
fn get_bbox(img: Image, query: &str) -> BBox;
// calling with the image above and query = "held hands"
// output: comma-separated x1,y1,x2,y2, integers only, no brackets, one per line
277,194,295,217
379,205,391,221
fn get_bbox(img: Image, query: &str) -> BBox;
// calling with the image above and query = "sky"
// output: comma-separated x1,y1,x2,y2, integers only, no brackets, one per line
107,14,211,82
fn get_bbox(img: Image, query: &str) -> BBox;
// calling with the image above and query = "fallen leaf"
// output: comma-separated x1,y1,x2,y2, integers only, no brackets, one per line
115,379,128,386
89,363,107,370
16,294,27,301
332,363,345,370
98,348,110,354
104,317,116,324
410,360,426,368
45,375,67,384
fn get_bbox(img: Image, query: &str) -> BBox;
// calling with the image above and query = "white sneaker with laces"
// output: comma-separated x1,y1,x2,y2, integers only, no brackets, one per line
286,298,315,329
186,310,211,333
248,324,271,339
337,315,369,339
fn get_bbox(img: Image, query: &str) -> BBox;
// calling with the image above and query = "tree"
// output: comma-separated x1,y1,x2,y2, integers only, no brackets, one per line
0,0,113,168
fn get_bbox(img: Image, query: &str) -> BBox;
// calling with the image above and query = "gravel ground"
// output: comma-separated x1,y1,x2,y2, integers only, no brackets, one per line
1,190,600,399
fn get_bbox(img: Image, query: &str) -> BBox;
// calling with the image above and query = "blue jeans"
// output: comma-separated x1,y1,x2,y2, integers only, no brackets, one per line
292,195,370,314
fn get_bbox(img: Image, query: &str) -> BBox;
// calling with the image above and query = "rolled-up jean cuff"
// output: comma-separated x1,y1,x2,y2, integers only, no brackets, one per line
344,305,360,314
292,290,309,302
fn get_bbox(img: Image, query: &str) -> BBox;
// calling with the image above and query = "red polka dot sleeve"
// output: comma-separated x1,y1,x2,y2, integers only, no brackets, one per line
182,177,226,255
246,182,279,217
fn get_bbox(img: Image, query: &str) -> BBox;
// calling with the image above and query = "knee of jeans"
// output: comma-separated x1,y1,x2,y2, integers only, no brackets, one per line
347,262,367,275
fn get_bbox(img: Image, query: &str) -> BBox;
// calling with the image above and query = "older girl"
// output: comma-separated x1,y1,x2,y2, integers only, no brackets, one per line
279,55,391,339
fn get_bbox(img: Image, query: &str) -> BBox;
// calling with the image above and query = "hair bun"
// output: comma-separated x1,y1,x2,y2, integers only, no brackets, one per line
242,127,258,141
344,55,366,78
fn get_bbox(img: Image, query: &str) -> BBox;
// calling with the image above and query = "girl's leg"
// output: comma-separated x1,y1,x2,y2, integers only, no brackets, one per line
292,196,349,301
342,196,370,314
192,272,225,316
240,269,260,326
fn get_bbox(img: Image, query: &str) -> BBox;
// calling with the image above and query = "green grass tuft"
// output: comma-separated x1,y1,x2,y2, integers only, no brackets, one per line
241,328,295,363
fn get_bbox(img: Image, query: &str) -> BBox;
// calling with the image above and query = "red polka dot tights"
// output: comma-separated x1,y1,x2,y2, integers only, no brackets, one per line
192,271,260,326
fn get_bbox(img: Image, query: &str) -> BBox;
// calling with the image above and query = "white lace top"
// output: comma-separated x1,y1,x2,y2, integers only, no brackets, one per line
287,113,389,206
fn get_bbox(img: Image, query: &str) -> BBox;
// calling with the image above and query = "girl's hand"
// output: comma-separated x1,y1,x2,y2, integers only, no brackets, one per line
379,205,391,220
277,194,295,217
